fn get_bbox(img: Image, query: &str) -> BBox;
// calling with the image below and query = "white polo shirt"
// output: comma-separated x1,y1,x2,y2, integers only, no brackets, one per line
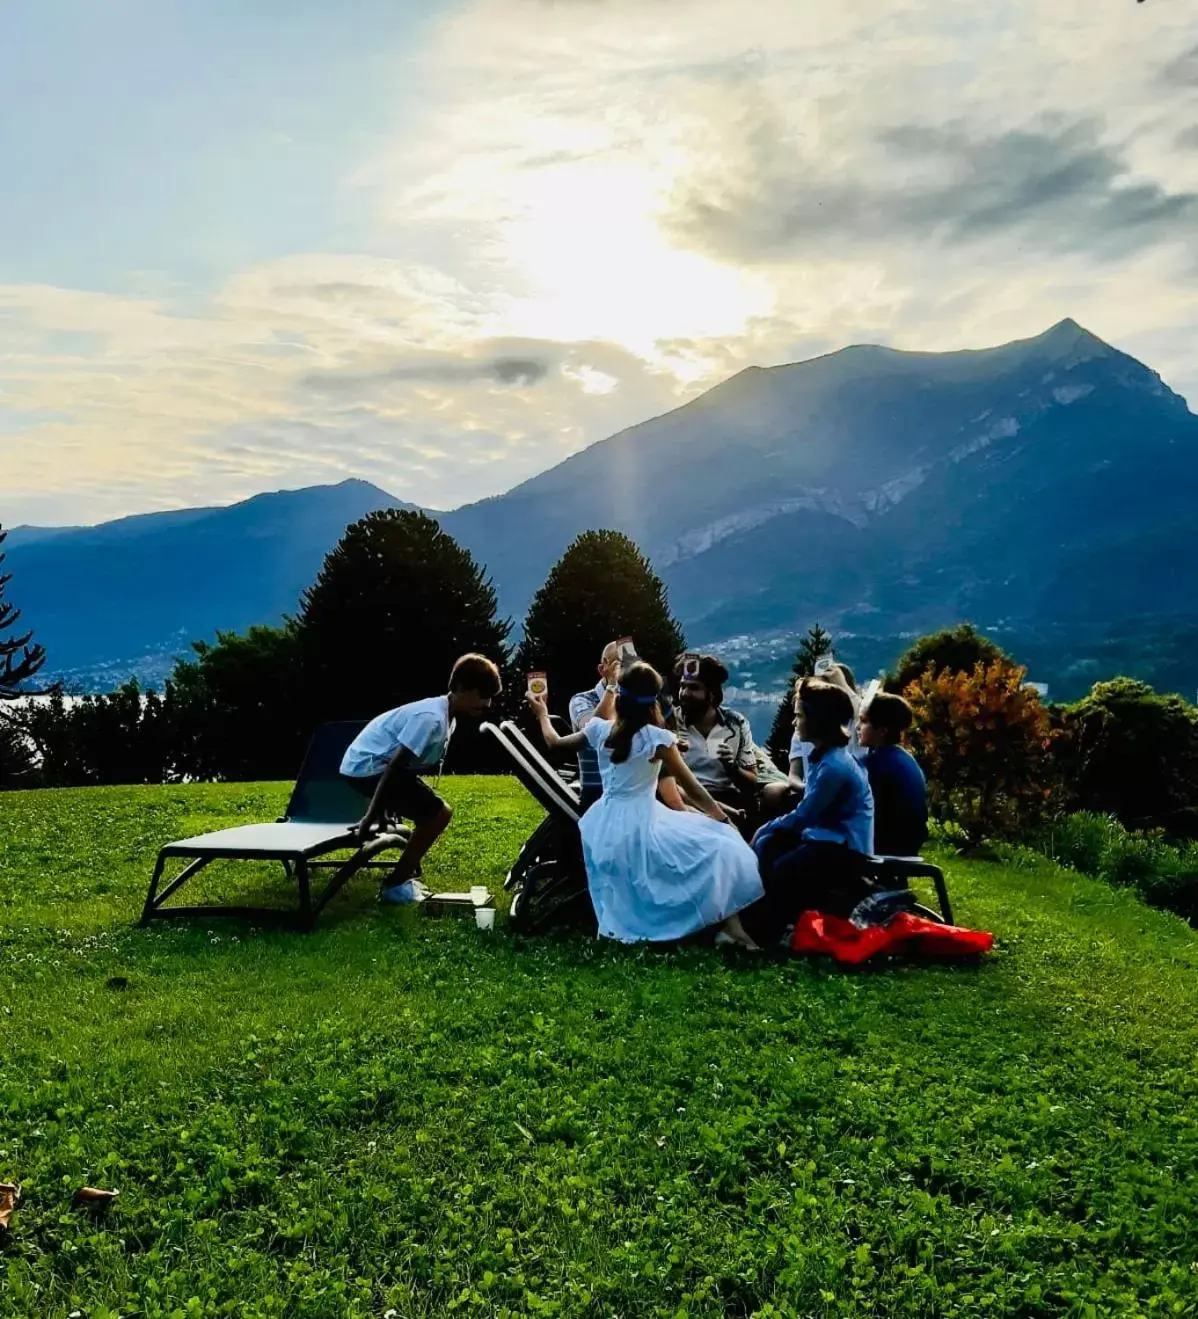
678,707,757,792
788,732,815,782
340,696,453,778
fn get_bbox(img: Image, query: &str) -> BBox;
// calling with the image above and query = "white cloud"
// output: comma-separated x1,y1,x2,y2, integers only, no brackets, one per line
2,0,1196,526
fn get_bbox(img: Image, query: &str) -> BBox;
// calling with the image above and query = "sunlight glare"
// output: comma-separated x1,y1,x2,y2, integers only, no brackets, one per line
495,154,772,361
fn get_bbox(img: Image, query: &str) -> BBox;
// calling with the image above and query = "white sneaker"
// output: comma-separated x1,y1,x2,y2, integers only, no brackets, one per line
380,880,422,905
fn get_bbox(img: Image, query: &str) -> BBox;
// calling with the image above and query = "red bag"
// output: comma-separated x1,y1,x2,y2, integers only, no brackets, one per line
791,910,993,964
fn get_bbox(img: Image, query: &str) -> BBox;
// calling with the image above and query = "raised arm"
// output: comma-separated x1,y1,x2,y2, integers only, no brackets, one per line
529,692,587,751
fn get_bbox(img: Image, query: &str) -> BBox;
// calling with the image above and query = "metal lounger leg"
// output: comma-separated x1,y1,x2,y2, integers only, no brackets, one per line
310,836,407,921
296,859,314,928
932,869,953,927
141,854,214,923
140,854,168,925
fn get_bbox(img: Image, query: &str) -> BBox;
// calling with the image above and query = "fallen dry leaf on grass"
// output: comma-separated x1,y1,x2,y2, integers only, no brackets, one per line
73,1187,119,1209
0,1183,20,1230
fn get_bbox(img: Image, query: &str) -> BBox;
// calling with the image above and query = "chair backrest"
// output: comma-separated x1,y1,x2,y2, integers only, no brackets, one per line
284,721,369,824
499,721,581,806
482,723,580,823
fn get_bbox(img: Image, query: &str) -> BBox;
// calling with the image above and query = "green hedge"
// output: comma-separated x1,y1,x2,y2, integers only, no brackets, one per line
1039,811,1198,923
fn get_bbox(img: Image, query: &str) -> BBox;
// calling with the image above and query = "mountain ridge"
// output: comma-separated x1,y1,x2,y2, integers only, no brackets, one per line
6,319,1197,693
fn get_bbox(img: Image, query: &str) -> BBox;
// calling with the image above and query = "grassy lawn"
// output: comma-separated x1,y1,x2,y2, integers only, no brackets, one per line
2,779,1198,1318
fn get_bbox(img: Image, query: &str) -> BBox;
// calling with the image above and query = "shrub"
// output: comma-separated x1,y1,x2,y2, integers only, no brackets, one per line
1045,811,1116,877
17,681,173,786
1103,832,1172,890
1041,810,1198,925
890,623,1009,695
905,658,1059,848
1056,678,1198,838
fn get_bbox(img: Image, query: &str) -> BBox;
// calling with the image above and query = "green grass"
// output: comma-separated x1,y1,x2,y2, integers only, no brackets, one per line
2,781,1198,1319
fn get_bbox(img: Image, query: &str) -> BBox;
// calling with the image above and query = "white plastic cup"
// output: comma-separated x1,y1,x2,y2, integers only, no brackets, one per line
475,907,496,931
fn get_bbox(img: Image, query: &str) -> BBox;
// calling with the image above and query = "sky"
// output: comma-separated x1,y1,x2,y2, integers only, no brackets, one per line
2,0,1196,527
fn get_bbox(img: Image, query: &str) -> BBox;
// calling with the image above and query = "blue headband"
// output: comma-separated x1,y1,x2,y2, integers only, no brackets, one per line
618,686,660,706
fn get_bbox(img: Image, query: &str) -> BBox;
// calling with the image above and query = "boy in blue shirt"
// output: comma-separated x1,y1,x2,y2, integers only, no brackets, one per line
340,654,502,903
750,678,874,940
858,692,928,858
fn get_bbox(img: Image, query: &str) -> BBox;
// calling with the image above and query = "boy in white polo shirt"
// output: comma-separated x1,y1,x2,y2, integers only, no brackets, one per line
340,653,502,904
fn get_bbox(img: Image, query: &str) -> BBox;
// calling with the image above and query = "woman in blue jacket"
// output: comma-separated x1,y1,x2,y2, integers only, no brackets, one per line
751,678,874,941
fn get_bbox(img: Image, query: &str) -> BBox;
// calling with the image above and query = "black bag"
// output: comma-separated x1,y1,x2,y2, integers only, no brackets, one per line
507,815,596,935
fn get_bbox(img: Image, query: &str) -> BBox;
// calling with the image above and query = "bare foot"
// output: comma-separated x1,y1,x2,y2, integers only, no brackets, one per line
717,915,761,952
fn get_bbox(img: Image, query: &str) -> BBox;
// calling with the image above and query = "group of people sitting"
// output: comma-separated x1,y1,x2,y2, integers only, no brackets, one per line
337,642,929,952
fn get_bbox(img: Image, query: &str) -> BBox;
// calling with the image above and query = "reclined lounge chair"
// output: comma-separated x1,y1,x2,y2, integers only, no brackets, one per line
484,719,580,837
481,721,594,932
141,722,413,930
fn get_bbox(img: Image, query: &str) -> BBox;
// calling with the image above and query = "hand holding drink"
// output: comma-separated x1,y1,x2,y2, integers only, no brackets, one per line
526,672,549,716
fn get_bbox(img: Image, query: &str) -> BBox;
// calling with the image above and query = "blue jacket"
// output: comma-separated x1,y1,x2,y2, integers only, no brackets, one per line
755,744,874,856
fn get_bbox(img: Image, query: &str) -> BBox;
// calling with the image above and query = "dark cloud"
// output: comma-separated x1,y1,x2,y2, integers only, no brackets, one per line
669,116,1198,264
1163,43,1198,87
304,354,549,394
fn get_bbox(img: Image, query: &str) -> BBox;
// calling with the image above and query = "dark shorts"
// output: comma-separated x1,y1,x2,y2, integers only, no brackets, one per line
342,769,446,827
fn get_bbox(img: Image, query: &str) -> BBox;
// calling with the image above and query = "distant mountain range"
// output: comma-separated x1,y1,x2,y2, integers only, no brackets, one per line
5,483,414,678
7,318,1198,701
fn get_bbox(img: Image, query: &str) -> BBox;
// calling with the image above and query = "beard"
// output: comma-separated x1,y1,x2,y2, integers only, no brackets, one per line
678,696,709,723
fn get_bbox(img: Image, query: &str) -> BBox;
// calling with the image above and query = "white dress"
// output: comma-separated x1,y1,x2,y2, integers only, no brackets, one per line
579,719,765,943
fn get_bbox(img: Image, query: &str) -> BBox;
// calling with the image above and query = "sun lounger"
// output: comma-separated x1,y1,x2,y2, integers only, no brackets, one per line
482,721,581,826
499,719,582,808
140,721,413,930
482,721,593,929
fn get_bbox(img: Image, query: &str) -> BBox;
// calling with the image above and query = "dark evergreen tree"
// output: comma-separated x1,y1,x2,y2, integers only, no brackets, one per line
516,530,686,719
167,624,308,782
0,525,46,697
766,623,834,766
890,623,1009,694
296,509,511,722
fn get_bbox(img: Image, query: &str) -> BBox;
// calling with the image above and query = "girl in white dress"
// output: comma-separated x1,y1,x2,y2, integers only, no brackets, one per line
530,661,763,949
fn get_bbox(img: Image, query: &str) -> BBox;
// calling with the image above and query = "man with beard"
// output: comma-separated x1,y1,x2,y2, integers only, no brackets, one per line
671,653,768,831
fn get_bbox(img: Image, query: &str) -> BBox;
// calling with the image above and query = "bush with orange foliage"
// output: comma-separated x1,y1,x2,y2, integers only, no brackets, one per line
904,658,1061,848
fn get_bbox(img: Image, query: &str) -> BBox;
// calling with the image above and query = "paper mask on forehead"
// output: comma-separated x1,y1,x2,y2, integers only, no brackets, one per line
813,653,836,676
681,652,701,679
